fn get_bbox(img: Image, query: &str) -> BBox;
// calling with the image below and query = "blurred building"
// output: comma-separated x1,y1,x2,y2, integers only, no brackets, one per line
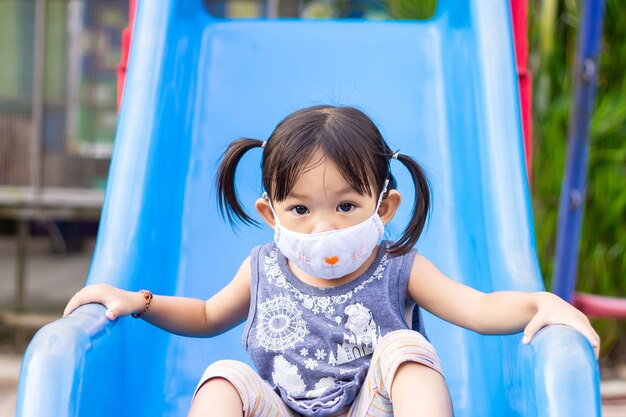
0,0,127,193
0,0,129,310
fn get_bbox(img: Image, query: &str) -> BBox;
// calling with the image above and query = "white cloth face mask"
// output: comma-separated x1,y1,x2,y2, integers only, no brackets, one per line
265,180,388,280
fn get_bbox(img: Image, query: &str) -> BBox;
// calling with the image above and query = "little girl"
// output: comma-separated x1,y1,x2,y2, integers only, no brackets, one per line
64,105,599,417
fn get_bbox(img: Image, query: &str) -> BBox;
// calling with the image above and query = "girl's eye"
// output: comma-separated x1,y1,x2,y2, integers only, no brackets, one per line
337,203,356,213
290,206,310,216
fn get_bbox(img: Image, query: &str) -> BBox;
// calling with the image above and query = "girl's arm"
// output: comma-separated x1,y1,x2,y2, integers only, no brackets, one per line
63,257,251,338
408,254,600,357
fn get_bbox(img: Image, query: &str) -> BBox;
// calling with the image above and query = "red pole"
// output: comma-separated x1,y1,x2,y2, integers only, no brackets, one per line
510,0,533,182
573,293,626,319
117,0,137,112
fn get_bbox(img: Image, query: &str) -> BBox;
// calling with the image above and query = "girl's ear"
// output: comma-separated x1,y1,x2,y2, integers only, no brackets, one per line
378,190,401,225
255,197,276,228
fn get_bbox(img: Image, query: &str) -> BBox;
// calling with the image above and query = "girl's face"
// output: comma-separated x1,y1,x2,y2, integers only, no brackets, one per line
256,151,401,234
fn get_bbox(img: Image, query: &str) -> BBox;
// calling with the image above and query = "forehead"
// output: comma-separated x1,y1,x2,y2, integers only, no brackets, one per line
288,156,361,196
267,143,380,202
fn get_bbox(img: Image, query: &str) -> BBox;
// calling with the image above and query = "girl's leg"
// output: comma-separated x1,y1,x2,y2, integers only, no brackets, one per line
348,329,452,417
188,360,299,417
392,361,452,417
189,377,243,417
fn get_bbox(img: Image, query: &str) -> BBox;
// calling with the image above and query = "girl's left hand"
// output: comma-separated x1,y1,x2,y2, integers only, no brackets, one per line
522,292,600,359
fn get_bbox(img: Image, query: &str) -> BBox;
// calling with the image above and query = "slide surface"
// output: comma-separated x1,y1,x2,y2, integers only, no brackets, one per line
17,1,600,416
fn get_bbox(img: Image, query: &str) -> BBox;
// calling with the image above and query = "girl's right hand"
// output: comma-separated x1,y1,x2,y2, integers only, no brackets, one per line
63,284,145,321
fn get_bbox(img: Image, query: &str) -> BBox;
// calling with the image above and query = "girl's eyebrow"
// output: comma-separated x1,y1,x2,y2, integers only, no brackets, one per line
332,186,360,196
287,187,360,200
285,191,311,200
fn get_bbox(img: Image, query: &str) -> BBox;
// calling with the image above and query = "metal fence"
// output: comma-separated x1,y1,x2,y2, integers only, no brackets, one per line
0,0,126,198
0,0,128,310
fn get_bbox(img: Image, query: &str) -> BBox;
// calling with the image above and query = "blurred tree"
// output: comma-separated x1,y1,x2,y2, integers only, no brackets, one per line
386,0,436,19
530,0,626,364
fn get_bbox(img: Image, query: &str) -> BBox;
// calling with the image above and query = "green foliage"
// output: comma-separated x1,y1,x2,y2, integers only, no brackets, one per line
530,0,626,362
386,0,436,19
301,0,436,20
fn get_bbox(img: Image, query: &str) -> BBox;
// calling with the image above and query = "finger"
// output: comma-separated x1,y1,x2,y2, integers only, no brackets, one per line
63,294,82,317
585,334,600,359
522,316,545,344
584,329,600,359
558,322,600,359
63,302,72,317
105,309,118,321
568,319,600,356
63,286,98,317
588,332,600,349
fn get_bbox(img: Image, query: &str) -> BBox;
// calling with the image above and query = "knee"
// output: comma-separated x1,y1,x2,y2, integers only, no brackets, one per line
191,377,244,417
376,329,434,357
204,359,252,373
194,360,270,416
372,330,442,377
196,376,239,395
391,362,452,415
195,360,252,399
199,360,254,385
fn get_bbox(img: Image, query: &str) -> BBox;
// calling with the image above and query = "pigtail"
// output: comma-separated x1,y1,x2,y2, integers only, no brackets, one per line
387,153,431,256
216,138,265,227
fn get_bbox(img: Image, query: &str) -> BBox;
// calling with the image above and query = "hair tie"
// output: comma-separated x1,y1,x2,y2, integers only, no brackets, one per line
391,152,400,160
261,141,267,149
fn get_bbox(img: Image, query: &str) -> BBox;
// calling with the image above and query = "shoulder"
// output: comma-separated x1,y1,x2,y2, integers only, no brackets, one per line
409,252,439,278
229,254,253,289
381,242,417,290
247,242,278,279
384,241,418,269
407,253,457,302
249,241,277,262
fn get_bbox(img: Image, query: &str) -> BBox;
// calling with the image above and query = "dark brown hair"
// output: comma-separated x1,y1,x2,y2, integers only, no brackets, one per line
216,105,430,256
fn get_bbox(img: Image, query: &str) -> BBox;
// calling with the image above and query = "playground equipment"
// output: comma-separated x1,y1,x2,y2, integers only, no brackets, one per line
16,1,600,416
550,0,626,319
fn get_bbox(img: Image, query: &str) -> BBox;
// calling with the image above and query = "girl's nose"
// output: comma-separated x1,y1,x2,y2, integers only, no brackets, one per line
310,217,336,234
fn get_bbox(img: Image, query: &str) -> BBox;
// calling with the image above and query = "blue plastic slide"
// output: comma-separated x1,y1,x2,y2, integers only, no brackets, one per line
16,1,600,415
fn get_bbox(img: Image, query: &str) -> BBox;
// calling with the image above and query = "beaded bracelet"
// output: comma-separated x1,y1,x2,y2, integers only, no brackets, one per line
131,289,153,318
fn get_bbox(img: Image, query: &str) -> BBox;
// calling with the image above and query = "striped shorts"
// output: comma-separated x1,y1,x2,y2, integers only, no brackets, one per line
193,329,443,417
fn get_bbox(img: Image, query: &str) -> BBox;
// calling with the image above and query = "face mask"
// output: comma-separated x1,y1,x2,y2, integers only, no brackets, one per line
265,180,388,280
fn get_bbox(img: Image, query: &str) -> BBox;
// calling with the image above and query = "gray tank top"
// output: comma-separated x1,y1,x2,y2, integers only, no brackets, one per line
242,241,425,417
